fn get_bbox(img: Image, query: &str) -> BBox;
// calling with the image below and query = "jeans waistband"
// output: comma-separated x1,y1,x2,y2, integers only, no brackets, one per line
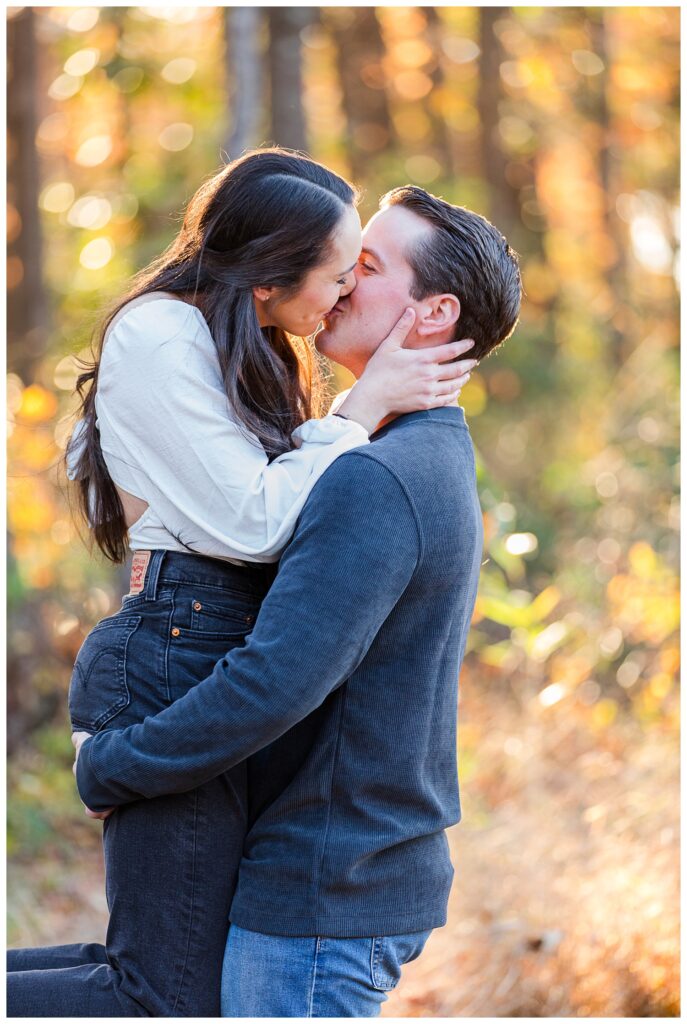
131,550,278,601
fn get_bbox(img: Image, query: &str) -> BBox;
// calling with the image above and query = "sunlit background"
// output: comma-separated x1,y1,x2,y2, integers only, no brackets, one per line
7,6,679,1017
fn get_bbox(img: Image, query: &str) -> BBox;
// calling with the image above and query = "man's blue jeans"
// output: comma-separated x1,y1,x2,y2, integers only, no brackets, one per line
221,924,433,1017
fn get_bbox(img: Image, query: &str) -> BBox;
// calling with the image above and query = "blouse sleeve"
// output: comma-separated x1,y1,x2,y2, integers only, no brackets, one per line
91,301,369,561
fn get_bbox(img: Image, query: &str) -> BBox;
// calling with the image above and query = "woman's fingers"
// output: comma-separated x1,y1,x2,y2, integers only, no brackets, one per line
375,307,416,352
430,386,468,409
424,338,476,364
436,357,478,381
445,387,466,406
84,806,114,820
437,373,471,396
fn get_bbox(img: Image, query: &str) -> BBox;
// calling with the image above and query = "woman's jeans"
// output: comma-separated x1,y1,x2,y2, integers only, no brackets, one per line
7,550,276,1018
221,925,433,1017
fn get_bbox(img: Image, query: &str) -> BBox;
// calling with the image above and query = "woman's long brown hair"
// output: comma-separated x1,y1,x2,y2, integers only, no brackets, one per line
67,148,358,563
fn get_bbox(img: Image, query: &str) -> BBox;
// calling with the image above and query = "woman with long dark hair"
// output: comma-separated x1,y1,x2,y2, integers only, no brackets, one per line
7,148,475,1017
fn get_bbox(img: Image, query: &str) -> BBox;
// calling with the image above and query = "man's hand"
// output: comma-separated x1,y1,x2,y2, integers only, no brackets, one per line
72,731,115,820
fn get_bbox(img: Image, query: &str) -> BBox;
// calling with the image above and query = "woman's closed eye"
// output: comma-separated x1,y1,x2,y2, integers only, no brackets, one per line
358,259,376,273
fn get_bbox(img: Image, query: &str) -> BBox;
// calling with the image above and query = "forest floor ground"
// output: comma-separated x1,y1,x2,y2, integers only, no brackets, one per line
8,681,679,1018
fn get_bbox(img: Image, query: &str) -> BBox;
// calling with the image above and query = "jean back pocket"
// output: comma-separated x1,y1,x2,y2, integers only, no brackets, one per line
69,615,141,731
370,930,433,991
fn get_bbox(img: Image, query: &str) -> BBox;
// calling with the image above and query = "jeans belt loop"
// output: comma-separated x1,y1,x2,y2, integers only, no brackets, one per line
145,549,165,600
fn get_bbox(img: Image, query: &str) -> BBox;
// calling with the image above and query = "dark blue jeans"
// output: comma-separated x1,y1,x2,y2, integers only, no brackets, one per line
7,550,276,1017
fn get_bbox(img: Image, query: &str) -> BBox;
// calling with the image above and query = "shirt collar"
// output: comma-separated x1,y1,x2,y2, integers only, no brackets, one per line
371,406,467,440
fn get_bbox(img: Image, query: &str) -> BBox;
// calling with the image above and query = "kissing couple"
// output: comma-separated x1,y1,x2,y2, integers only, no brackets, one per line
8,147,521,1018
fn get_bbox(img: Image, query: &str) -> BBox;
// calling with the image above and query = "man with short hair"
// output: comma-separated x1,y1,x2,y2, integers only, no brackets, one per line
75,187,521,1016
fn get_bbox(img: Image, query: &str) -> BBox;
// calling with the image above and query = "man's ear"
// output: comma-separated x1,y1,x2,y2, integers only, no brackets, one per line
253,285,274,303
415,294,461,338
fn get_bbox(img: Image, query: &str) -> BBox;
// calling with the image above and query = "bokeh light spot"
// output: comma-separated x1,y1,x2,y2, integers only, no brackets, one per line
48,74,84,101
113,67,145,93
161,57,197,84
539,681,569,707
67,195,112,230
36,113,68,149
66,8,100,32
394,70,433,101
75,135,113,167
637,417,661,443
505,532,538,556
394,39,433,68
39,182,75,214
595,472,619,498
630,215,673,274
158,123,194,151
53,355,83,392
571,49,605,75
64,48,100,77
441,37,480,63
7,203,22,243
404,154,441,183
17,385,59,423
500,61,534,89
79,237,114,270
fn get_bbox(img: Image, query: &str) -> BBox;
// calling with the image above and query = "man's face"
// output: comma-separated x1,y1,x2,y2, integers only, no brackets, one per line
315,204,434,378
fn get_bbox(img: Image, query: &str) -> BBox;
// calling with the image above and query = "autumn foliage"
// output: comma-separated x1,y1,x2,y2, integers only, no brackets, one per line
7,7,679,1017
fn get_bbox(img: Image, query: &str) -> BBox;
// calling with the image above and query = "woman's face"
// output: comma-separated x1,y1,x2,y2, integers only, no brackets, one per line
253,204,362,336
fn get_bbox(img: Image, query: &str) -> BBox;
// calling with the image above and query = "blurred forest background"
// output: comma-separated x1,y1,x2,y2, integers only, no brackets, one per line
7,5,679,1017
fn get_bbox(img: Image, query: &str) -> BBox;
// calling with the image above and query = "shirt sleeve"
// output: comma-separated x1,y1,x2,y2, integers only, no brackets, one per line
328,388,352,413
92,301,370,561
75,452,421,810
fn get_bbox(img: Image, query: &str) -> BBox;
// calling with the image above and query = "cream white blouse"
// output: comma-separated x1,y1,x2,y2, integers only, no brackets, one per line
67,297,368,564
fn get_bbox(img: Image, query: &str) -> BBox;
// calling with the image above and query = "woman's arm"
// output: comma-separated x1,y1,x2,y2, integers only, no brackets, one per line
88,299,473,562
91,300,371,561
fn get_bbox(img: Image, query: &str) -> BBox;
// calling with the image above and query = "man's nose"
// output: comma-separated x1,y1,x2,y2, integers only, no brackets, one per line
339,272,357,297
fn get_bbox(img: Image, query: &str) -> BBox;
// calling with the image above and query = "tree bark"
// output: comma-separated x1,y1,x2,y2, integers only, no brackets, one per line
587,10,626,367
423,7,454,176
224,6,264,160
477,8,521,233
267,8,315,152
327,8,394,179
7,7,48,382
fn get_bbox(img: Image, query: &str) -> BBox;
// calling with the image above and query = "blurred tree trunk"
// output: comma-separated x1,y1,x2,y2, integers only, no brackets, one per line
268,8,315,152
423,7,454,176
587,10,626,367
327,8,394,179
224,6,264,159
7,7,48,383
477,8,521,232
103,9,142,599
